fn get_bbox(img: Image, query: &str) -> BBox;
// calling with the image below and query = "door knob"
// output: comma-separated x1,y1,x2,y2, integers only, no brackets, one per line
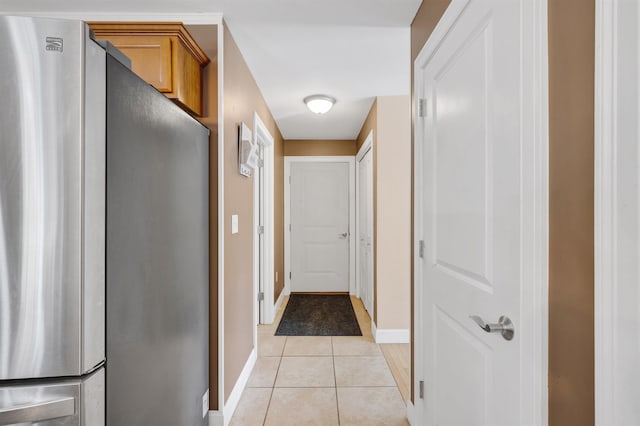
469,315,514,341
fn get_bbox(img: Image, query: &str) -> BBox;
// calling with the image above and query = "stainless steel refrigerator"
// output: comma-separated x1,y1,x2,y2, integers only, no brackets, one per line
0,16,209,425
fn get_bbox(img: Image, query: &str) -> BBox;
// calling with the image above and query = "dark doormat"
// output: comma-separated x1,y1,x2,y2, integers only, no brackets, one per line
275,294,362,336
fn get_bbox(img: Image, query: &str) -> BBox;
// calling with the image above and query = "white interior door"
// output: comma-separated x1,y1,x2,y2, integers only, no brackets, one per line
596,1,640,424
415,0,546,424
357,148,374,315
290,161,350,292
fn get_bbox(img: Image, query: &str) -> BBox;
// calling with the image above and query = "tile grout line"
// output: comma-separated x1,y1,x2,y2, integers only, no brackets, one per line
262,351,284,426
262,300,287,426
332,336,341,426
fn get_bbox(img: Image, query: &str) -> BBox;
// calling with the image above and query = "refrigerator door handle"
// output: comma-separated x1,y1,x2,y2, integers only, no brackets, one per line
0,397,75,425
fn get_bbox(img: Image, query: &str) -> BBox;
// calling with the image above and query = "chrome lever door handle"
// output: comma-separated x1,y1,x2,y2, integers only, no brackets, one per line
469,315,514,341
339,232,348,239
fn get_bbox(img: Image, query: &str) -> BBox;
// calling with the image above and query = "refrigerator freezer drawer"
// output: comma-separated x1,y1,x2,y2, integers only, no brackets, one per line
0,367,104,426
0,15,106,380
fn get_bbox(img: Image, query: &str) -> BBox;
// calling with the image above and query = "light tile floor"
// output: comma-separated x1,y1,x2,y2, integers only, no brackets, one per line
230,296,410,426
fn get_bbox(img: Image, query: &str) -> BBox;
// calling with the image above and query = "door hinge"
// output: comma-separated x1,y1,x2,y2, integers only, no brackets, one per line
258,158,264,168
289,224,291,232
289,272,292,279
418,240,425,259
258,292,264,302
418,98,428,118
258,225,264,235
419,380,425,399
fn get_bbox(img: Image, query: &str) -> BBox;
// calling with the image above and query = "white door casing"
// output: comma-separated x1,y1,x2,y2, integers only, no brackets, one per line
595,1,640,424
356,134,374,315
284,157,355,294
413,0,548,425
253,112,274,328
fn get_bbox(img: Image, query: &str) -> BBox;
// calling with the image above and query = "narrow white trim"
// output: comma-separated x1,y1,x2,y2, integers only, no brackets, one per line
217,22,226,415
274,287,285,314
208,411,224,426
374,328,410,344
412,0,548,425
284,156,356,295
594,0,615,424
406,401,416,426
370,319,377,340
520,1,550,424
253,112,276,326
222,349,257,426
252,131,260,349
4,11,224,25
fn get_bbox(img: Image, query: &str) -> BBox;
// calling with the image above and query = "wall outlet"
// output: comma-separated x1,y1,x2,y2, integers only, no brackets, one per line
202,389,209,418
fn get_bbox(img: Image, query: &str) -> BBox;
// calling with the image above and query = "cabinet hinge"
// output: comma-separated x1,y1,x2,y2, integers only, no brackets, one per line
258,158,264,168
419,380,425,399
258,292,264,302
258,225,264,235
418,98,428,118
418,240,425,259
289,272,292,279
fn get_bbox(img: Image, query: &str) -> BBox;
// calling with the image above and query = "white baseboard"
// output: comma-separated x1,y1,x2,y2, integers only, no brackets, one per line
373,327,410,344
209,410,223,426
221,348,257,426
273,290,285,316
406,400,416,426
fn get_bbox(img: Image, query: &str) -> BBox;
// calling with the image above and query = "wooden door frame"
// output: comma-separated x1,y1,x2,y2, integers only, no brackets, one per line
355,131,374,313
284,156,356,295
411,0,549,424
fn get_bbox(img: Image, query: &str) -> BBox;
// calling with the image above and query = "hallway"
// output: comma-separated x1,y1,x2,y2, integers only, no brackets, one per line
230,296,410,425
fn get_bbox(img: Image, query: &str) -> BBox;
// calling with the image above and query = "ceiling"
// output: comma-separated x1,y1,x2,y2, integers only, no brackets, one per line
2,0,421,140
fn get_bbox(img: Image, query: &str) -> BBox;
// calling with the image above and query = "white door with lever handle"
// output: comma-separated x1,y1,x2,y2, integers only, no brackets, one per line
414,0,545,424
289,160,351,293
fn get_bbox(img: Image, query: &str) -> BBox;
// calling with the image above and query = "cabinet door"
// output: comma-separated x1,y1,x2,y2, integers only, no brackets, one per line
100,35,173,93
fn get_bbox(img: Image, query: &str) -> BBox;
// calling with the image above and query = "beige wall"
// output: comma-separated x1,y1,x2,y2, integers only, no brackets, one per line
222,22,284,402
548,1,595,424
356,97,411,330
410,1,596,422
187,24,220,410
274,133,285,302
375,96,411,330
284,139,356,156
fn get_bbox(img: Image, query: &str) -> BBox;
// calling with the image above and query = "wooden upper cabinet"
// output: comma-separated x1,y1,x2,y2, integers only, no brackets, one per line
89,22,210,116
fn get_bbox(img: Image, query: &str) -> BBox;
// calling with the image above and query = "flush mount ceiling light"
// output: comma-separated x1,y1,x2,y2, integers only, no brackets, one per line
304,95,336,114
